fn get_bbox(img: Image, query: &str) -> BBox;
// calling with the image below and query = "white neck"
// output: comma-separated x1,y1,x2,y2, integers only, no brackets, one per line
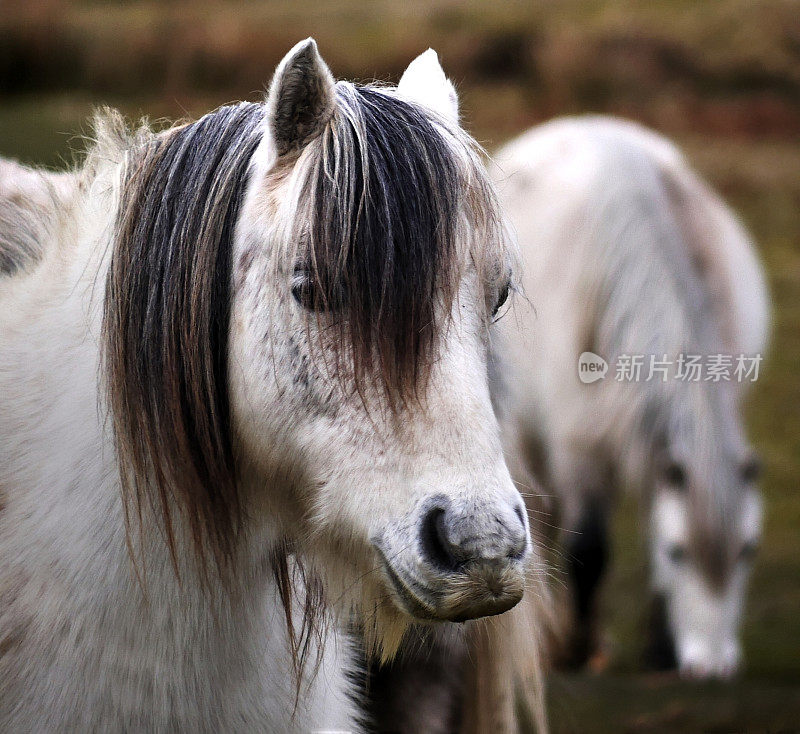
0,163,358,733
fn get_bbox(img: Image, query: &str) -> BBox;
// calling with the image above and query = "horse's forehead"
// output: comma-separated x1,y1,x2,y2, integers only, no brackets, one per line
247,155,302,222
246,159,496,271
653,488,754,545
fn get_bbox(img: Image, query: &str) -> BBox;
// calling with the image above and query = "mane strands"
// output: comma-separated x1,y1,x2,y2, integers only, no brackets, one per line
280,83,509,408
103,103,264,576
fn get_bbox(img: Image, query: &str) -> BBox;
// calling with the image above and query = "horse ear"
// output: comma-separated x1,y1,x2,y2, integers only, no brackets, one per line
397,49,459,123
264,38,335,161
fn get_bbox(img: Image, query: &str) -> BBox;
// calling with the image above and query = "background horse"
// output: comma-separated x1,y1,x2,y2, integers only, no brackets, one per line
491,116,768,679
0,41,537,731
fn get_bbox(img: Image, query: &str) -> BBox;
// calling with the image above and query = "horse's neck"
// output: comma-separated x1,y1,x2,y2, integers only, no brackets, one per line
0,167,356,731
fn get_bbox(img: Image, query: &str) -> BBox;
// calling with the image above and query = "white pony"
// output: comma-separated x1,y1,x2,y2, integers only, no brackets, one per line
492,116,768,678
0,41,535,731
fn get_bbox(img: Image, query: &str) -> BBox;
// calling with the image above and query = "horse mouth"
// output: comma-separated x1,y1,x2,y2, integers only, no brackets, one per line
375,546,525,623
378,553,440,620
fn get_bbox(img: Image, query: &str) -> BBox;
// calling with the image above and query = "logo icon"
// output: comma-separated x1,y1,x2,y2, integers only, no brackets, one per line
578,351,608,383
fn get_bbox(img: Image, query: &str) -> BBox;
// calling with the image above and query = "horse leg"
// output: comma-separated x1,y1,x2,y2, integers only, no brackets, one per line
643,593,677,671
562,495,609,668
550,450,612,671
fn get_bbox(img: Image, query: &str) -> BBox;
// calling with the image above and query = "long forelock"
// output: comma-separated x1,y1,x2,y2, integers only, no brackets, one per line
275,82,510,408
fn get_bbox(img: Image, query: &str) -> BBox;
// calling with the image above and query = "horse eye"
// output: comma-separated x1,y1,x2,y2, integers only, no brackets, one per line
664,462,687,489
291,269,316,309
291,269,343,312
739,541,758,562
492,282,511,319
668,544,687,564
741,456,762,483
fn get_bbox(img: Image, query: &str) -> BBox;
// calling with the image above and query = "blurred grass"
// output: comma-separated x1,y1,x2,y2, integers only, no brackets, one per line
1,2,799,732
548,672,800,734
3,0,800,137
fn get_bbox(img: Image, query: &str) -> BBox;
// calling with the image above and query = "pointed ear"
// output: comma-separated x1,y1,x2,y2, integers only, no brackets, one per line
264,38,335,161
397,49,459,123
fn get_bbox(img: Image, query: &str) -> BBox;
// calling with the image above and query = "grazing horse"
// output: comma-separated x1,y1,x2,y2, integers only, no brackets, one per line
0,41,535,731
491,116,768,678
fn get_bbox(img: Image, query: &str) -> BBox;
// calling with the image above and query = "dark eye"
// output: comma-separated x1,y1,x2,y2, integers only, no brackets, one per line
492,282,511,319
741,456,762,484
291,268,343,312
739,541,758,562
663,462,687,489
668,544,687,564
291,269,316,309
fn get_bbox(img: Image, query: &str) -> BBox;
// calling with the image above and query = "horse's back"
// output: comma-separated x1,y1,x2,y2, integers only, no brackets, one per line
581,115,769,358
493,116,769,357
0,157,74,279
492,115,770,471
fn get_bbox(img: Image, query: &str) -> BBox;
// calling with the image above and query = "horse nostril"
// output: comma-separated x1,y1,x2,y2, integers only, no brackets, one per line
419,505,464,573
509,508,529,560
419,501,529,571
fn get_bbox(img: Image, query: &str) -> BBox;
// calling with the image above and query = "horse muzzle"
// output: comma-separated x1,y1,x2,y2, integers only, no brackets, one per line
373,494,530,622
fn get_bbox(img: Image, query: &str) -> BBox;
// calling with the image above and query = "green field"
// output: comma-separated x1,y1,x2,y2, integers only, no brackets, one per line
1,2,799,731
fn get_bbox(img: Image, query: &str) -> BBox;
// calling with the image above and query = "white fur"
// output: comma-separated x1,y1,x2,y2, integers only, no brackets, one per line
0,152,359,733
651,490,762,677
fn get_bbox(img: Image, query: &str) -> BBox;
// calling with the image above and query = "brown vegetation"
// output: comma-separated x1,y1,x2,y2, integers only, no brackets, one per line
3,1,800,141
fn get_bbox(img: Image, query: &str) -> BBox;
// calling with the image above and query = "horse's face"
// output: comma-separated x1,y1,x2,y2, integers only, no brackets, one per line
229,41,529,648
649,452,762,679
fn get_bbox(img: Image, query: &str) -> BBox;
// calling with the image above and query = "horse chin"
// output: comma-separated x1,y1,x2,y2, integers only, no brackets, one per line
350,561,523,665
375,548,526,625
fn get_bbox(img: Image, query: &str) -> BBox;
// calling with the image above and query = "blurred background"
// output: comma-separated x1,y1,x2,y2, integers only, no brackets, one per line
2,1,798,731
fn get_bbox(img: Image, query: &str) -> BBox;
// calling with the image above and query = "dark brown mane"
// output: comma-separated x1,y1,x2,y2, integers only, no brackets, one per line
291,83,507,408
104,103,263,577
